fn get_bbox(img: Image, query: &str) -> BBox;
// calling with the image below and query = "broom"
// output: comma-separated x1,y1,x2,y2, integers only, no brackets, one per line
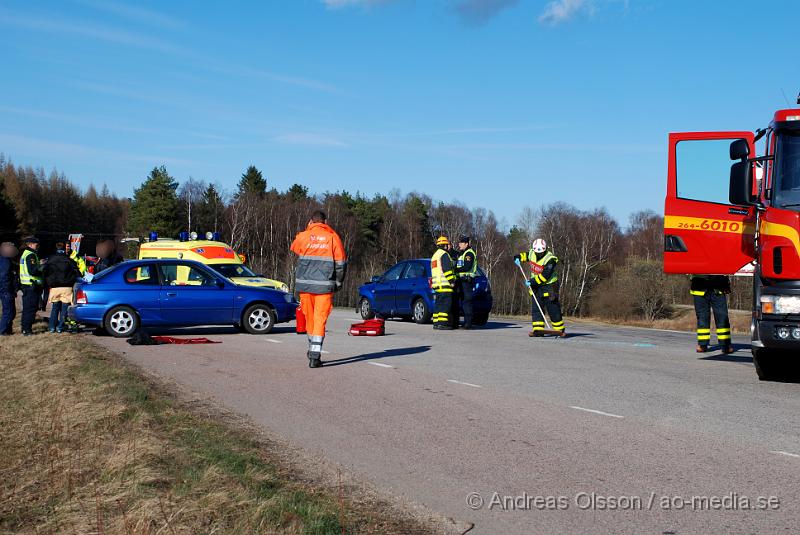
516,262,562,336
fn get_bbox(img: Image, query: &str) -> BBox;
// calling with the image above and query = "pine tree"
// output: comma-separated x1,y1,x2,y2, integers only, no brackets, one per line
128,166,180,237
196,184,225,233
237,165,266,197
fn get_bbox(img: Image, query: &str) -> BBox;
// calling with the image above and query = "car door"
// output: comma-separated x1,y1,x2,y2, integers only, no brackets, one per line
395,261,427,314
120,263,162,323
158,262,233,325
373,262,406,315
664,131,758,274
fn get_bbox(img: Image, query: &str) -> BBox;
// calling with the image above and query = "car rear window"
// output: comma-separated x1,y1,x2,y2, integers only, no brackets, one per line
124,265,159,285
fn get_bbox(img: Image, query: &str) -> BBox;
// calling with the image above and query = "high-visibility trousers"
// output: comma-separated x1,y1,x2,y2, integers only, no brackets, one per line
299,292,334,338
693,291,730,347
531,284,564,332
433,290,452,326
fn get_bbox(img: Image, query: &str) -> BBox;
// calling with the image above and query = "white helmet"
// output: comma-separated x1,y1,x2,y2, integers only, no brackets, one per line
532,238,547,253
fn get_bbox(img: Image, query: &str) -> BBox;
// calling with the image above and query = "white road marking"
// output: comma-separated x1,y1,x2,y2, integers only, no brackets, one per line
771,450,800,459
447,379,482,388
368,362,394,368
569,406,624,419
264,338,283,344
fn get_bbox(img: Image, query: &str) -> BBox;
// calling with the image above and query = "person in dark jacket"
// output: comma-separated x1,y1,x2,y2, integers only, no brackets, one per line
0,242,19,336
95,239,124,273
19,236,43,336
43,242,80,333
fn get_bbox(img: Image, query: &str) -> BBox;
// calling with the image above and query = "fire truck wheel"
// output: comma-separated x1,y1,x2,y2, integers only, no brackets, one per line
752,348,797,382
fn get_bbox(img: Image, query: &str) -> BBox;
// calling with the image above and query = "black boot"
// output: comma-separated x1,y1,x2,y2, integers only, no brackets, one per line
308,351,322,368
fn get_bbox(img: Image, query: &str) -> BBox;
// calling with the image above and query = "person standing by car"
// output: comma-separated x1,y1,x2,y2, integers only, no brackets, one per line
290,210,347,368
42,242,80,333
95,239,124,273
0,242,19,336
431,236,457,330
455,235,478,329
19,236,43,336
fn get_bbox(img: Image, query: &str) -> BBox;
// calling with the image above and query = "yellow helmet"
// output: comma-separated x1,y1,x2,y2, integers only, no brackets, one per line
436,236,450,246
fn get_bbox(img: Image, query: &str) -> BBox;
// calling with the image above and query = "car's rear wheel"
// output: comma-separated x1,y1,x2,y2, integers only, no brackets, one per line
359,298,375,320
104,306,139,338
243,304,275,334
412,298,432,324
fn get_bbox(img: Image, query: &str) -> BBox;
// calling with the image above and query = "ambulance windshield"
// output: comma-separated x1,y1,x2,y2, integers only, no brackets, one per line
210,263,258,278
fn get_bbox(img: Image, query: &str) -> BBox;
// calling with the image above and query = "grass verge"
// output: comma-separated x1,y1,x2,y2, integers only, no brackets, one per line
0,318,439,534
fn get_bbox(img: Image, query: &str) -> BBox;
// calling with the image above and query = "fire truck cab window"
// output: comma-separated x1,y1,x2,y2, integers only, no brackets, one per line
774,132,800,210
675,139,738,205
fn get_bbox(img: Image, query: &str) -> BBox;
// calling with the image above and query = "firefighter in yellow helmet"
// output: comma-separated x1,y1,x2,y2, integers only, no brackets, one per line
431,236,456,330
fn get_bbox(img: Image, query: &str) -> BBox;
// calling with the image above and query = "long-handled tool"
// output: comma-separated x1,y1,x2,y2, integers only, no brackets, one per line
517,262,561,336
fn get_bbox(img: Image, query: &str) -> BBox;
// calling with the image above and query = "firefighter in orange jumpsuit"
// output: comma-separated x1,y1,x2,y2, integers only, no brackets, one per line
290,210,347,368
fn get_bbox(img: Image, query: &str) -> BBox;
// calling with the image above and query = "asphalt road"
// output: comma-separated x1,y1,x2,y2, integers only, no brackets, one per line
93,311,800,534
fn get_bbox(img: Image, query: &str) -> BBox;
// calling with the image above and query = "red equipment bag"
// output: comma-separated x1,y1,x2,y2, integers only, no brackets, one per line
349,318,385,336
296,305,306,334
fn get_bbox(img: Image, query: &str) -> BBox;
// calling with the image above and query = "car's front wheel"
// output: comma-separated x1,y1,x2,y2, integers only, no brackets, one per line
243,304,276,334
104,306,139,338
412,298,432,324
359,297,375,320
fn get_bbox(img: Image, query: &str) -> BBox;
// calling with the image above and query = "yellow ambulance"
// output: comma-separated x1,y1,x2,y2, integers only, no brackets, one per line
138,232,289,292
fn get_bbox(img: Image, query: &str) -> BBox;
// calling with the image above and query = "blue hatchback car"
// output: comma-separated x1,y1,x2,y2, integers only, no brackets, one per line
357,259,493,325
69,259,297,337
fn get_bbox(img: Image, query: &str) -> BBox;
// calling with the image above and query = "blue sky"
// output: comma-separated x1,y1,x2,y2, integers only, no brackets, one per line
0,0,797,228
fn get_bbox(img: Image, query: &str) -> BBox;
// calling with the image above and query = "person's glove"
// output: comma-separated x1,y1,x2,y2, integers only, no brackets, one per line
514,258,521,267
524,280,531,287
334,281,342,292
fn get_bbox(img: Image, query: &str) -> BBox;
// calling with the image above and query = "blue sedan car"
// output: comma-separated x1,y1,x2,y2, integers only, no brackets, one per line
357,259,493,325
69,259,297,337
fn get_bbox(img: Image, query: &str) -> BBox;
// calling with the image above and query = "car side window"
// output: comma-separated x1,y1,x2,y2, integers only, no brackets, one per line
403,262,426,279
383,263,406,281
159,264,216,286
124,265,158,285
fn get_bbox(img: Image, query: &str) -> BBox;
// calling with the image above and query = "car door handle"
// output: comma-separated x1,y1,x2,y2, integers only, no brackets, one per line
166,292,177,297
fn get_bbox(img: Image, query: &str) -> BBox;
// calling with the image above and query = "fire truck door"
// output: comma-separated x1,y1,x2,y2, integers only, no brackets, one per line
664,131,757,274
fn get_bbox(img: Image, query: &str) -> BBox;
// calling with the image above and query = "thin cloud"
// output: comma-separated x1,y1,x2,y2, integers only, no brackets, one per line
322,0,392,9
453,0,519,24
0,133,194,166
3,8,341,95
538,0,595,25
74,0,187,30
0,9,185,54
274,133,348,147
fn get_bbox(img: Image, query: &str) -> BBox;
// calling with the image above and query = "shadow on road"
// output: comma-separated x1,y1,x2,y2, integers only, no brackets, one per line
475,321,522,330
322,345,431,367
699,344,754,364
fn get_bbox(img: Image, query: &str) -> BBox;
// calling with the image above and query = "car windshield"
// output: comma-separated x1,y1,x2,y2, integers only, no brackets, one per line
774,131,800,210
210,263,258,278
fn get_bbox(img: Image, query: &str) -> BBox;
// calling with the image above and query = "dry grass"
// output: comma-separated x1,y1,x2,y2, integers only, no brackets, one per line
0,317,442,535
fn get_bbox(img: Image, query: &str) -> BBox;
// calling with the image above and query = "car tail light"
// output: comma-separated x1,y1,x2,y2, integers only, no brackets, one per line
76,290,88,304
428,277,433,288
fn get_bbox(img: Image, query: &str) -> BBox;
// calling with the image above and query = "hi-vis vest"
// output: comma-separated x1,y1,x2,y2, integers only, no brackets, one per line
20,249,42,286
431,249,454,291
70,250,87,275
457,248,478,279
528,249,558,285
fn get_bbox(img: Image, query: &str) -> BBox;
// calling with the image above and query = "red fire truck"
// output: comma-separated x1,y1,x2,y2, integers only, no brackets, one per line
664,109,800,381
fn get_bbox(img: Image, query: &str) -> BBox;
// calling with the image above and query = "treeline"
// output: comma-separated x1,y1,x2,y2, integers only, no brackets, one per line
0,156,753,318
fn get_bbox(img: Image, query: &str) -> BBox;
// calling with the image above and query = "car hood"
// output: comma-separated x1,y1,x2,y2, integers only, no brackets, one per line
229,276,289,292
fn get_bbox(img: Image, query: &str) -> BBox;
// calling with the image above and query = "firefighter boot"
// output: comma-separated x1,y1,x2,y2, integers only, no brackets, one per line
696,345,708,353
308,351,322,368
721,344,734,354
